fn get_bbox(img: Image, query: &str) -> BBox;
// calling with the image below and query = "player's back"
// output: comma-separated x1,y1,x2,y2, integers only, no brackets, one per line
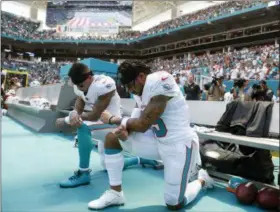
142,71,197,146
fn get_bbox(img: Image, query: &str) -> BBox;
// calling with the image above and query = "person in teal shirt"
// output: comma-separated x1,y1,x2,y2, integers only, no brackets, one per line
174,74,185,96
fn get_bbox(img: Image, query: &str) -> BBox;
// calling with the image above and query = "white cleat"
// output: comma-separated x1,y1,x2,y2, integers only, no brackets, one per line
88,189,125,210
198,169,214,189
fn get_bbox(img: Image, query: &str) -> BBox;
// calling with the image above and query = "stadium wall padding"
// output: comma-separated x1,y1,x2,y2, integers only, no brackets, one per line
16,83,63,105
60,58,118,79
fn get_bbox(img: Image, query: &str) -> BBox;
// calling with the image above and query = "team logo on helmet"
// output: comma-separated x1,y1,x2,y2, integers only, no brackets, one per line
162,83,173,91
106,83,113,89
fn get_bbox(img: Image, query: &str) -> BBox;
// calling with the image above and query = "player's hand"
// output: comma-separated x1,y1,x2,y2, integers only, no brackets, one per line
100,110,112,124
56,118,66,129
69,111,82,127
113,125,128,141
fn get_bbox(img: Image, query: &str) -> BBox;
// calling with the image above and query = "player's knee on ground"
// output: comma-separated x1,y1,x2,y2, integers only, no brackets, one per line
166,200,185,211
165,193,181,208
164,187,185,210
166,202,185,211
104,132,122,150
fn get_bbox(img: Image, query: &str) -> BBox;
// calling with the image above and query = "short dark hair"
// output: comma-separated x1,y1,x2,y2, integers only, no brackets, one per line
117,60,151,85
203,83,210,91
259,80,267,86
68,63,92,84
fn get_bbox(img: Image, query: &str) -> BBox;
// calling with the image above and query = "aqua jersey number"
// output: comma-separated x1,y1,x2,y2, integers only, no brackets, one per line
152,118,167,137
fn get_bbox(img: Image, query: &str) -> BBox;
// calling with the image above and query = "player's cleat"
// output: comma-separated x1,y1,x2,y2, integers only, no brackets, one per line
59,169,91,188
198,169,214,189
88,189,125,210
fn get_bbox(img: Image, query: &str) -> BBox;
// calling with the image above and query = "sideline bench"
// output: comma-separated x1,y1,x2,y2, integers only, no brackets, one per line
186,101,279,151
187,100,279,188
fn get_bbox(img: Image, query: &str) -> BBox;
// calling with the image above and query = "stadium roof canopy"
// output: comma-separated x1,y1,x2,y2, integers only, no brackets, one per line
133,1,185,24
16,0,48,9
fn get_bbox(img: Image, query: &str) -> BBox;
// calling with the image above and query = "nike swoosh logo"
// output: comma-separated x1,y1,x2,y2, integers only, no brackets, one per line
161,76,168,81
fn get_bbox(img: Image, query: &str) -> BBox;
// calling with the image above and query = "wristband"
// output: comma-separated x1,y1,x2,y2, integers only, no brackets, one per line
64,116,70,124
65,110,80,125
69,110,78,118
108,116,115,125
121,117,129,129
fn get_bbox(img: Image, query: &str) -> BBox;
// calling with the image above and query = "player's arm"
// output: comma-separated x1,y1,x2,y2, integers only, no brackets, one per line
74,96,85,115
81,90,115,121
124,95,170,133
56,96,85,128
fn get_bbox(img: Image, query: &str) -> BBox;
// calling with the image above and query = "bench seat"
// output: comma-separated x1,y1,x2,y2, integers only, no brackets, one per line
197,131,279,151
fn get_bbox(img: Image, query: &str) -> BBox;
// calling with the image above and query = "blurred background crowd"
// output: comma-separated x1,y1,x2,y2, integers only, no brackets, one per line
1,0,267,41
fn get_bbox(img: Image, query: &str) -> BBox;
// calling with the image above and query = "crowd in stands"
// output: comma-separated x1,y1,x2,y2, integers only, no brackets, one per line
139,0,267,38
1,43,278,89
46,8,75,27
1,12,40,39
1,58,62,86
1,0,268,41
148,44,279,81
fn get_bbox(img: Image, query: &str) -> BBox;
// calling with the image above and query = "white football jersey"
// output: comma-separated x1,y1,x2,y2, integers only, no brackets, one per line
140,71,197,146
73,75,121,117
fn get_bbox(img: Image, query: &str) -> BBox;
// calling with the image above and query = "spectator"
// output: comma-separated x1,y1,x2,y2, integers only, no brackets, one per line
179,73,187,87
243,77,250,94
233,78,249,101
174,74,185,96
230,64,239,80
259,80,274,101
184,74,200,100
201,83,210,101
208,75,225,101
224,87,235,103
